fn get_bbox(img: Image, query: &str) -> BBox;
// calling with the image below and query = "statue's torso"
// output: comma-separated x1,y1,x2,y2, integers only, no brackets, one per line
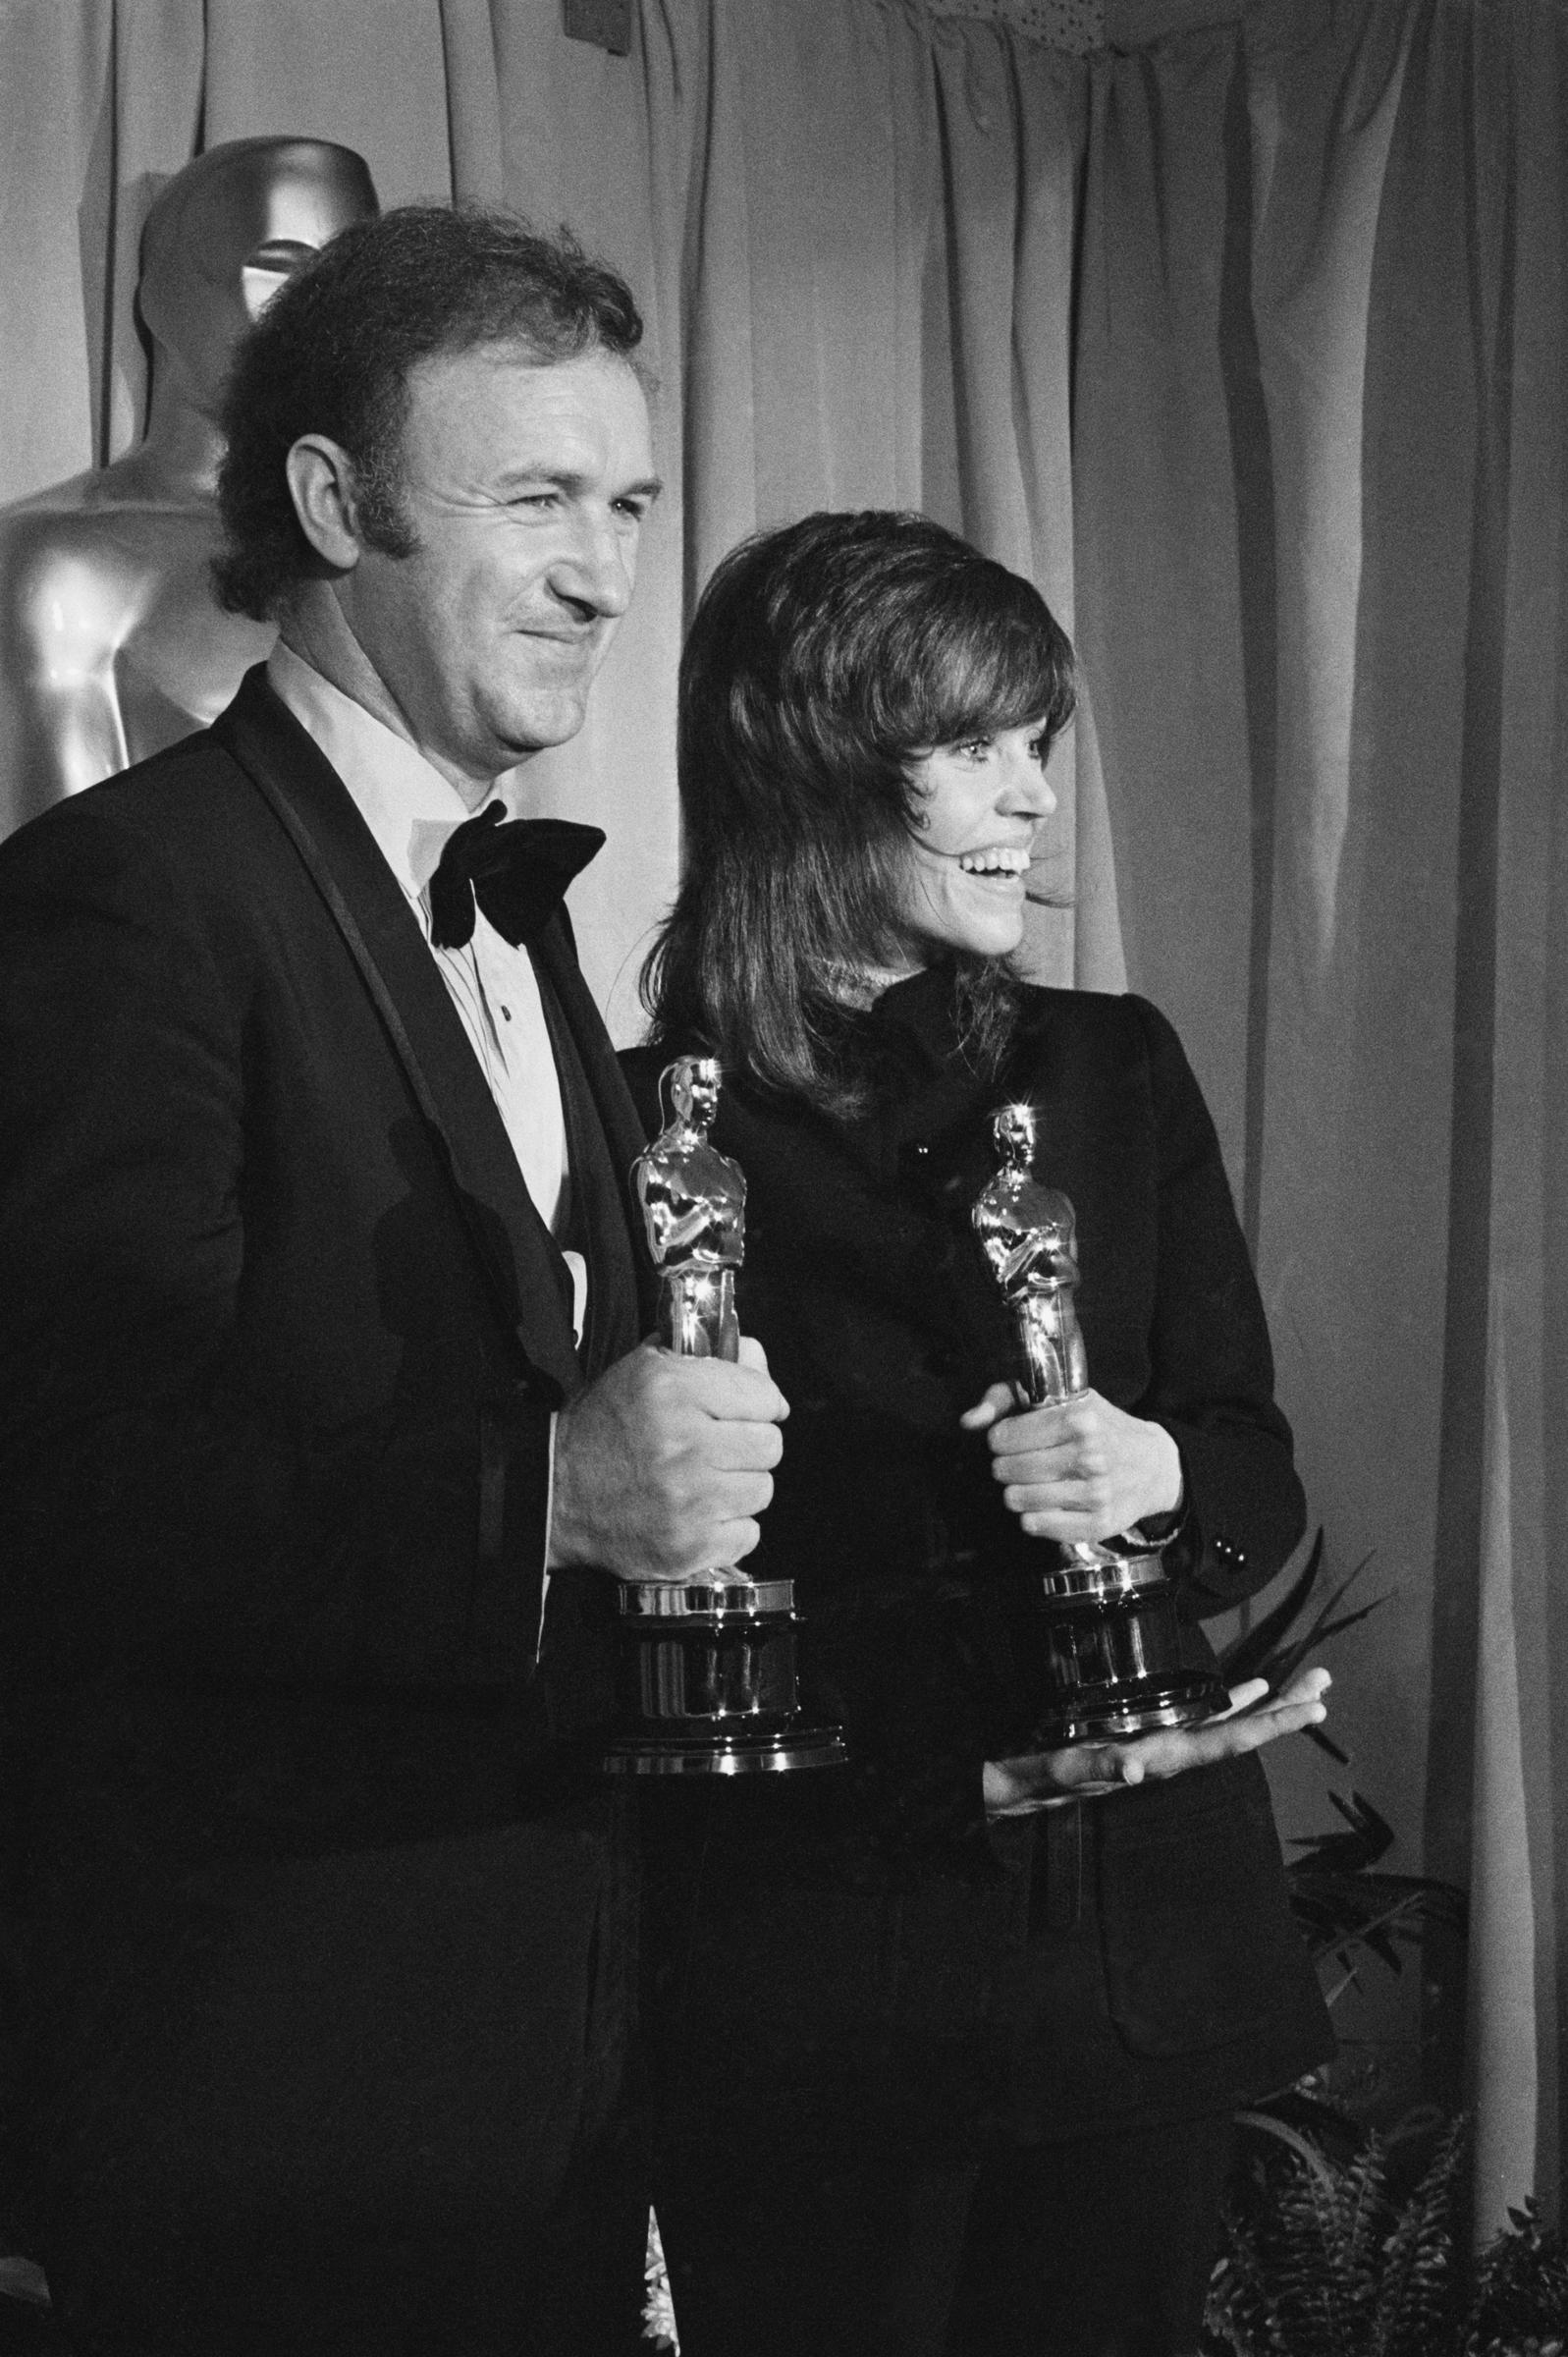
0,478,275,823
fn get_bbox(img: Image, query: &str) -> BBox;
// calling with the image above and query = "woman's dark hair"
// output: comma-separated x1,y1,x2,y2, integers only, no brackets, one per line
641,509,1076,1117
213,204,643,620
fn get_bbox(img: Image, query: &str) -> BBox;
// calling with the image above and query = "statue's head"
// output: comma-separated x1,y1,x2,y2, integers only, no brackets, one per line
992,1102,1038,1171
138,138,379,415
666,1057,723,1133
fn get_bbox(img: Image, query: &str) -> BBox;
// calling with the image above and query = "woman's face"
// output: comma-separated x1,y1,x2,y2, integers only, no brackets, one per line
889,719,1057,967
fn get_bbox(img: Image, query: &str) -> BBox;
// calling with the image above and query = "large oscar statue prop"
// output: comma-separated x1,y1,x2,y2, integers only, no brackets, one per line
601,1059,846,1776
973,1104,1228,1745
0,138,378,834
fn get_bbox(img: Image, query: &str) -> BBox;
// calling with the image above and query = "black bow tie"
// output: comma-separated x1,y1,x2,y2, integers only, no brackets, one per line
427,803,605,951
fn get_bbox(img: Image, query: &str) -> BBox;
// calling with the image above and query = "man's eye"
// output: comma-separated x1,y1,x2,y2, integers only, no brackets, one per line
613,498,649,523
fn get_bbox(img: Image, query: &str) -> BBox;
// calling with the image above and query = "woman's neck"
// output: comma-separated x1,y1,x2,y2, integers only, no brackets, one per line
821,957,926,1011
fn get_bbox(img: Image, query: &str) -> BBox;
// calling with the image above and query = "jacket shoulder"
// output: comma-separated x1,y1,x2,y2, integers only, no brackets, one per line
0,726,261,878
0,673,336,915
1013,982,1181,1070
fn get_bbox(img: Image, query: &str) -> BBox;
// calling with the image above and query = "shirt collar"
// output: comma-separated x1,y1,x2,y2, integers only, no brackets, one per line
267,640,507,904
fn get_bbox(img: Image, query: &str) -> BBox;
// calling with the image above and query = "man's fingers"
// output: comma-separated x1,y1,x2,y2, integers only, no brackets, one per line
691,1416,784,1471
614,1480,772,1579
959,1380,1018,1432
550,1339,787,1577
715,1515,762,1564
664,1348,789,1425
652,1514,765,1575
734,1333,781,1396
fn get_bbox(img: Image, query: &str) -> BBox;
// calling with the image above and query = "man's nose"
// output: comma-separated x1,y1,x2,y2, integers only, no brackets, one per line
550,513,635,621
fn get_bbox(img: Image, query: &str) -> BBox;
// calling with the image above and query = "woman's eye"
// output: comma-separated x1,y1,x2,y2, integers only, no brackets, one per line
955,738,993,760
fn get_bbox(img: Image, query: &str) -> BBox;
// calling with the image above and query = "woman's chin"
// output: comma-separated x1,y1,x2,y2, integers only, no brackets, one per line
949,914,1028,960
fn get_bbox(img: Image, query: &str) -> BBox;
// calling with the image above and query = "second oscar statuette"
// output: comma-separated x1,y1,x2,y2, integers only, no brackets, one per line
600,1057,846,1776
972,1103,1228,1746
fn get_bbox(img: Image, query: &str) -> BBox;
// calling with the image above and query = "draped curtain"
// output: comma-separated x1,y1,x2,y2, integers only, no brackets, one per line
2,0,1563,2231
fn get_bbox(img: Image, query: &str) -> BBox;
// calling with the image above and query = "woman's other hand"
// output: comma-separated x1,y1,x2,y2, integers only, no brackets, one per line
960,1382,1182,1541
982,1668,1331,1815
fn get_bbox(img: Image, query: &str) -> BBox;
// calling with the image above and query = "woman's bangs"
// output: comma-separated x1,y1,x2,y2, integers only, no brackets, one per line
909,592,1070,749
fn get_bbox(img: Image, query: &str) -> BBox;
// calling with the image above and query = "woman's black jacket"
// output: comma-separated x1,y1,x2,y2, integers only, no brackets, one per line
622,969,1331,2142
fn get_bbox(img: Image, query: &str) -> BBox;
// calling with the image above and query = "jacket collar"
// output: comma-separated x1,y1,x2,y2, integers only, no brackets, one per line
213,665,598,1402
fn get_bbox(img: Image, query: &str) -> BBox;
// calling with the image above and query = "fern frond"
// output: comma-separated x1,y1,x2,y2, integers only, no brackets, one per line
1339,2134,1390,2299
1466,2193,1568,2350
1370,2117,1465,2357
1266,2160,1367,2356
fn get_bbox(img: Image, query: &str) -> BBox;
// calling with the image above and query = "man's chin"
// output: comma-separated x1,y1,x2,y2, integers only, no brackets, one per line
493,690,593,761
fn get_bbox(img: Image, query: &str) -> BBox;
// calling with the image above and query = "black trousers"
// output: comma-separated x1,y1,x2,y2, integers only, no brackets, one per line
655,2113,1235,2357
21,1814,647,2357
642,1784,1245,2357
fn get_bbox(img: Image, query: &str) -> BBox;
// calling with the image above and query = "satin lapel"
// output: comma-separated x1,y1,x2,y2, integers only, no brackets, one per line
532,921,661,1333
212,669,582,1401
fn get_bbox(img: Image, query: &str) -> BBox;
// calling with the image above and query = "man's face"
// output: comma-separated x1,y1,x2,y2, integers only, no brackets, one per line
340,345,659,789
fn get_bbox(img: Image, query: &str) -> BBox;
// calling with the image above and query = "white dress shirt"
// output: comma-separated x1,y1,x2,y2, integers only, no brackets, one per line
268,640,587,1342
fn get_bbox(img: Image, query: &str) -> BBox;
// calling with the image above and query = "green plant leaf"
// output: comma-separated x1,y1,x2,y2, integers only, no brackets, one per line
1219,1534,1389,1704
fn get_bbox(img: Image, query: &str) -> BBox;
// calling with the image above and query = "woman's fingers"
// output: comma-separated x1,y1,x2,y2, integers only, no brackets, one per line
980,1390,1182,1537
1271,1665,1333,1710
984,1668,1332,1813
1211,1677,1271,1721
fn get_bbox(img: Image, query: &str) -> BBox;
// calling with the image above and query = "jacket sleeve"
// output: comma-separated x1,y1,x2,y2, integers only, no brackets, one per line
1128,994,1307,1617
0,795,554,1697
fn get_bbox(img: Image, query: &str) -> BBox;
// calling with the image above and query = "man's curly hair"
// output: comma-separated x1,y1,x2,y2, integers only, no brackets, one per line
213,204,644,621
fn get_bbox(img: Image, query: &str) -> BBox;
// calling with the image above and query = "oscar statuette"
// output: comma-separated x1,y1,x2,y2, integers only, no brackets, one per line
601,1058,846,1775
972,1103,1228,1744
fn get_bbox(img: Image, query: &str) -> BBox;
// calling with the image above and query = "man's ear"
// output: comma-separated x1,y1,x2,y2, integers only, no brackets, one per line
285,435,363,572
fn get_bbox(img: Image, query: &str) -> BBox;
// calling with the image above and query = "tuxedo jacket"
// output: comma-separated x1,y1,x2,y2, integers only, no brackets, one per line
0,666,658,1859
624,968,1331,2143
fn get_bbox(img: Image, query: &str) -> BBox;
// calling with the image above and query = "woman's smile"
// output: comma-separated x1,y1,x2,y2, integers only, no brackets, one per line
892,722,1054,961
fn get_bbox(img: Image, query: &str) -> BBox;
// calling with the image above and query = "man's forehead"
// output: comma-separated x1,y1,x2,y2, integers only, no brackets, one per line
404,342,651,446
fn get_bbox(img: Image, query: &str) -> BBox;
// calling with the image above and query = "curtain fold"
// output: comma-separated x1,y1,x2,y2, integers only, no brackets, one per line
1,0,1563,2229
1457,0,1568,2222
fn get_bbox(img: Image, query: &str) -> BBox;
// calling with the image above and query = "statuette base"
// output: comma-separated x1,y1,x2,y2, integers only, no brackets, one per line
602,1726,849,1777
599,1571,846,1777
1026,1570,1229,1748
1031,1668,1229,1749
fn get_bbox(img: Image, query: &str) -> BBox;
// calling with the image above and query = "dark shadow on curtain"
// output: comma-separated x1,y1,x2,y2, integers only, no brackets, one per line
1418,0,1516,2111
1542,537,1568,2206
80,30,121,469
922,54,967,538
1217,33,1277,1261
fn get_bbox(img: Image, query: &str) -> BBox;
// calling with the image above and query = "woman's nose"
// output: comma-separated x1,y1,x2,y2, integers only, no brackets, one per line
1000,739,1056,815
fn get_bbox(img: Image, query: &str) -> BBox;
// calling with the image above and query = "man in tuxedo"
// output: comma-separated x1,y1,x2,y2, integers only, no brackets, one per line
0,204,785,2355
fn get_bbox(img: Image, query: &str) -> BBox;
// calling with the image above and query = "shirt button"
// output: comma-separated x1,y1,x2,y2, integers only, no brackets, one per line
500,1006,512,1021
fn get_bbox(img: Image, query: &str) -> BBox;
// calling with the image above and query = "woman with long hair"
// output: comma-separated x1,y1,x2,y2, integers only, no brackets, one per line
627,511,1331,2357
